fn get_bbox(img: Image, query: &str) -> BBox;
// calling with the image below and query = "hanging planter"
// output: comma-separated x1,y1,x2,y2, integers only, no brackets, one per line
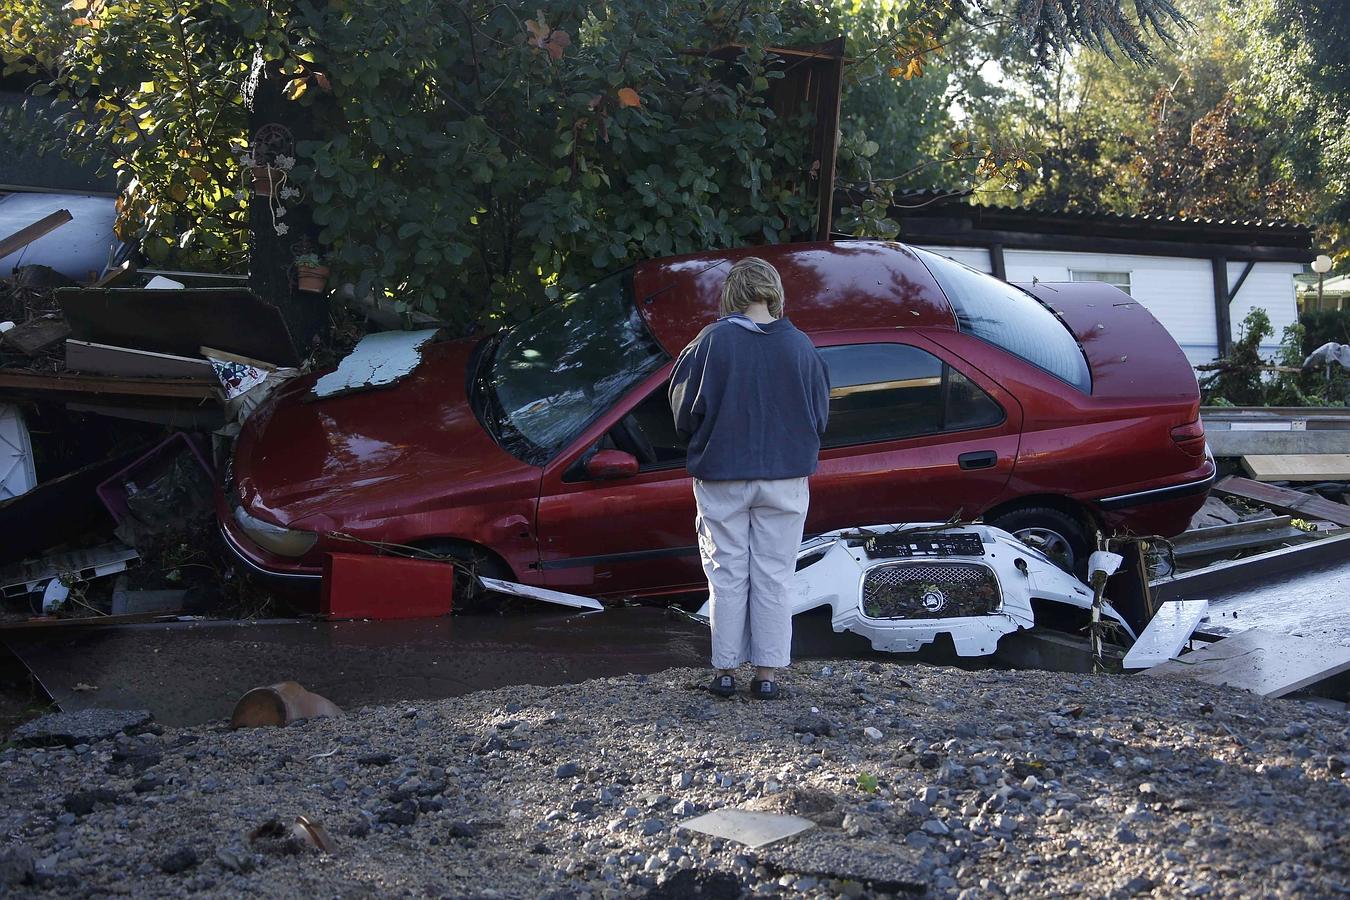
250,165,284,197
294,252,330,293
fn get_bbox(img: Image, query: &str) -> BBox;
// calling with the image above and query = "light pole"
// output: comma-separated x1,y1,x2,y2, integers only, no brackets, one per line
1312,254,1332,311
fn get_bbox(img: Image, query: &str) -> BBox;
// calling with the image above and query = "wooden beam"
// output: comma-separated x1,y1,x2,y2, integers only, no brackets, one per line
1241,454,1350,482
0,209,73,261
1212,476,1350,527
1212,256,1232,358
0,369,219,400
1228,259,1255,302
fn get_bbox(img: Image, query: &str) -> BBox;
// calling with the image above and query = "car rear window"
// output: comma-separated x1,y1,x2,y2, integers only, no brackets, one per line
914,248,1091,392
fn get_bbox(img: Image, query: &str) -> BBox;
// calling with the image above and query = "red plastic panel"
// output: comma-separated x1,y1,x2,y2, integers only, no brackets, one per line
321,553,454,620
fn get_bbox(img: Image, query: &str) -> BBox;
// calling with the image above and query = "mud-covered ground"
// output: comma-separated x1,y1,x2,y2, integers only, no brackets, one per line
1,660,1347,899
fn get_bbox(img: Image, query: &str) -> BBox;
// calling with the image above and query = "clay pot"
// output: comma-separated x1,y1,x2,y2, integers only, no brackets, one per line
296,264,330,293
229,681,343,728
250,165,283,196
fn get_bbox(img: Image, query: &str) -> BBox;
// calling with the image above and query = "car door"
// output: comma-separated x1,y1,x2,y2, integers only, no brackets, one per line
533,334,1023,599
807,333,1023,534
533,367,705,598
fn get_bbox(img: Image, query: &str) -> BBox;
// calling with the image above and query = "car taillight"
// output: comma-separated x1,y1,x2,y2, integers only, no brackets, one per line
1170,420,1206,456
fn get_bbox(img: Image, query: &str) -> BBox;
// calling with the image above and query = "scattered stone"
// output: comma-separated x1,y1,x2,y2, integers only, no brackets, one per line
556,762,580,778
356,752,394,766
863,727,883,742
62,789,119,816
158,846,199,875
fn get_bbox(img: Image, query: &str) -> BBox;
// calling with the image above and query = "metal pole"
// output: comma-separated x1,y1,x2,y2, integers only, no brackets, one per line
1318,271,1324,310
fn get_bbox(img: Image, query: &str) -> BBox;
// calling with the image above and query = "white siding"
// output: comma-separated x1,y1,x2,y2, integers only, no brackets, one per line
912,245,991,273
1227,261,1301,355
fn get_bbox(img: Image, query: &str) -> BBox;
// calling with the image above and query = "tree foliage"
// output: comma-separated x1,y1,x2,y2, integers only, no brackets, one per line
0,0,1187,326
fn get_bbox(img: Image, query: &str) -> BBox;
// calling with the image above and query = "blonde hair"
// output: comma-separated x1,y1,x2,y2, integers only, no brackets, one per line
719,257,784,319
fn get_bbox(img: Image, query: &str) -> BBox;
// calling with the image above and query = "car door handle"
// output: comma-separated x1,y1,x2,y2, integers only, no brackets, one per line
958,450,998,470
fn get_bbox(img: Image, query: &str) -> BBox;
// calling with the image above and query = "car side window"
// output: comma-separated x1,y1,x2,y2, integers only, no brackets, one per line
624,386,688,468
819,344,1003,449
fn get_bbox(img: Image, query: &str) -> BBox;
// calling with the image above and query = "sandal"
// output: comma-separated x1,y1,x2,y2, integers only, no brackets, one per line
750,679,779,700
709,674,736,698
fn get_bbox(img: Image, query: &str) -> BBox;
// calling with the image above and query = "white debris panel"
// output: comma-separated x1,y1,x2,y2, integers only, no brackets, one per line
695,524,1135,657
312,328,440,399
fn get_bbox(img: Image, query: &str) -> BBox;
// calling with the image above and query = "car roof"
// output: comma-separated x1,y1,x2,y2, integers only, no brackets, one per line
632,240,957,355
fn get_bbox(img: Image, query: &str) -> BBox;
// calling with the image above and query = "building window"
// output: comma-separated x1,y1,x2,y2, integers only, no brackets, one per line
1069,270,1132,296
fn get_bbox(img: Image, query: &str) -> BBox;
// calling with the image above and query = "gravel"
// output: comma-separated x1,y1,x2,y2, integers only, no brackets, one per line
0,660,1348,897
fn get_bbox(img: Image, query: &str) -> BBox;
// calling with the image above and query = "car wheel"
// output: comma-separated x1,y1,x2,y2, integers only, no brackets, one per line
412,540,511,613
986,507,1092,579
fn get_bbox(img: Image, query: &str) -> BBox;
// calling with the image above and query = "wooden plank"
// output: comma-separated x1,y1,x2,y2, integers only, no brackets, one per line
65,340,213,379
0,369,218,400
1213,476,1350,527
1241,454,1350,482
89,261,138,288
0,209,73,260
1145,629,1350,698
1172,515,1293,545
1123,599,1209,670
0,317,70,355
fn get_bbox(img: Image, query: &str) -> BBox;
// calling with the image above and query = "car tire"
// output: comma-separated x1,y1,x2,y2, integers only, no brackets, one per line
413,540,512,613
986,507,1093,579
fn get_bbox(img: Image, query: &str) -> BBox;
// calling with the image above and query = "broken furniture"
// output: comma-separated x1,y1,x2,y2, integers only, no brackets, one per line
58,287,301,368
693,523,1136,657
0,543,138,617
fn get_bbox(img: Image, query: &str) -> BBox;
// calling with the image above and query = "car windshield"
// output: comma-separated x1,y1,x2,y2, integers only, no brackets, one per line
485,271,668,464
914,248,1092,393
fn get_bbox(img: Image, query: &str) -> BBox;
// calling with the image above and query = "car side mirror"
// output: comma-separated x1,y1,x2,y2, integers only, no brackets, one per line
586,449,639,480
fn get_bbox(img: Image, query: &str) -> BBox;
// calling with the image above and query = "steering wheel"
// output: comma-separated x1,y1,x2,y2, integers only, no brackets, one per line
610,414,657,466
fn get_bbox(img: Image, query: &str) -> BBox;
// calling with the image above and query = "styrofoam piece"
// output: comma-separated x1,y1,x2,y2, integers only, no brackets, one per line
681,808,816,849
1088,550,1124,579
0,403,36,500
313,329,439,399
1146,628,1350,697
694,523,1134,657
479,577,603,611
1122,599,1209,670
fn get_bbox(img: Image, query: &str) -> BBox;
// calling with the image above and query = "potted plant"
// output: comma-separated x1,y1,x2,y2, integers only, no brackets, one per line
243,151,295,198
294,251,330,293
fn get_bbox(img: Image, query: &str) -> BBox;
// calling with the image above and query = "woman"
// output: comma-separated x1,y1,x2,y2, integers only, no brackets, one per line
668,256,830,699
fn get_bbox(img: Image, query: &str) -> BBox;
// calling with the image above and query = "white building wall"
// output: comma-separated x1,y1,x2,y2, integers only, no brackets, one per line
914,245,1301,369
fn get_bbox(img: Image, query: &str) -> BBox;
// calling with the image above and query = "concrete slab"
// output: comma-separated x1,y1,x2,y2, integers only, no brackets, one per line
1146,629,1350,697
680,808,815,849
1123,600,1208,670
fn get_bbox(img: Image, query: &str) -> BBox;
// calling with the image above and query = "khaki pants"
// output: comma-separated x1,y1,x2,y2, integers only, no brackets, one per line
694,477,810,669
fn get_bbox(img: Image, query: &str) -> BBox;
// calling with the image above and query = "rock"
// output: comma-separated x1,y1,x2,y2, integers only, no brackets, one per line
644,869,743,900
357,752,394,766
1283,722,1310,739
1327,756,1346,775
14,709,152,747
214,846,254,874
158,846,199,875
641,819,665,837
1122,875,1156,895
793,715,833,737
922,819,950,836
63,789,119,816
0,847,35,887
556,762,580,778
672,800,697,818
377,801,418,826
447,821,478,839
863,727,883,742
673,771,694,790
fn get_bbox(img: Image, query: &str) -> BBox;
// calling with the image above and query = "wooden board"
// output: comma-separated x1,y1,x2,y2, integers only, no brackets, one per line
1213,476,1350,527
65,340,213,379
1146,628,1350,698
1122,599,1209,670
0,317,70,356
1241,454,1350,482
0,369,218,400
0,209,72,260
58,287,300,367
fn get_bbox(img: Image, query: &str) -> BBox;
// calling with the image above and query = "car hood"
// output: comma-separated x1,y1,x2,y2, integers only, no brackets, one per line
1015,281,1199,403
233,336,538,527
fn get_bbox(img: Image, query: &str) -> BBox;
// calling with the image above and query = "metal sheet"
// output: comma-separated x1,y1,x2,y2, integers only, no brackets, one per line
479,576,604,611
0,193,124,279
680,808,816,849
1122,599,1209,670
1146,628,1350,697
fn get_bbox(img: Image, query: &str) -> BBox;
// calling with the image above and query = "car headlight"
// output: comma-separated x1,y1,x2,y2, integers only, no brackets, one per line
233,505,319,557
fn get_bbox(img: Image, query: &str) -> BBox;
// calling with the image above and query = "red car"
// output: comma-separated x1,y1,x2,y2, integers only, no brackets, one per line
221,241,1213,600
